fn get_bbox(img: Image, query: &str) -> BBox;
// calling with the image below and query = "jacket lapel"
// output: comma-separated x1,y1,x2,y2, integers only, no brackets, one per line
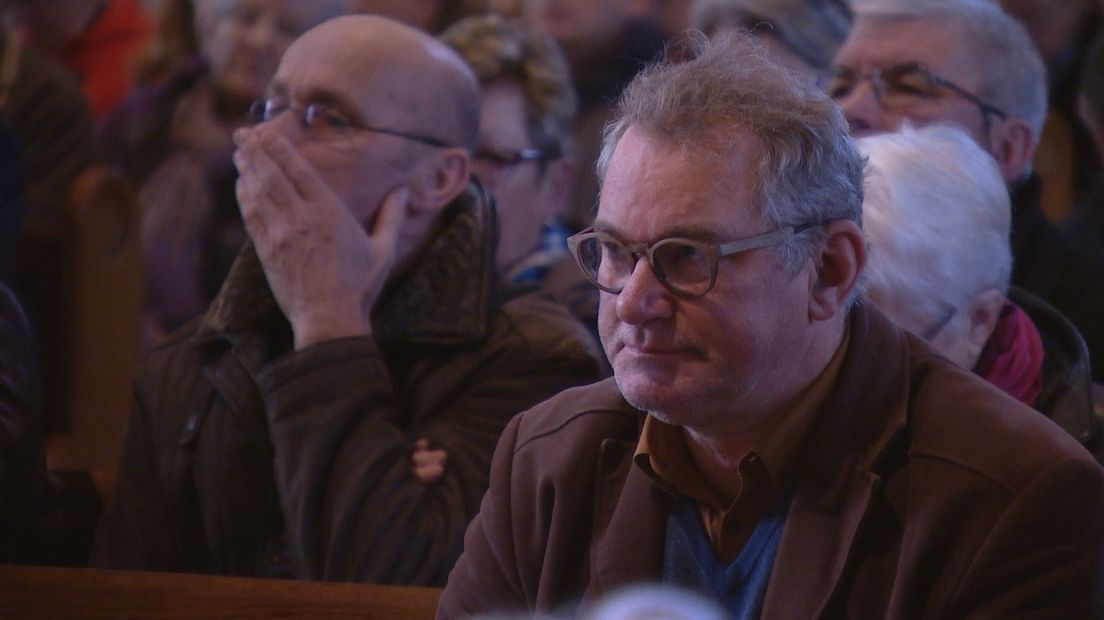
587,432,669,599
761,305,911,618
188,242,283,435
372,182,498,346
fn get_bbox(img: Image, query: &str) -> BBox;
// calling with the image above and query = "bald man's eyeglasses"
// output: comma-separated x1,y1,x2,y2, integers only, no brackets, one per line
828,63,1008,122
249,97,453,148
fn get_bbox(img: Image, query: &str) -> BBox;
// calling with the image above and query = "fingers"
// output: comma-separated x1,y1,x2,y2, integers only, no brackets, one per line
411,448,448,469
369,185,410,262
234,126,337,245
236,130,298,207
413,462,445,484
255,128,326,202
234,136,269,240
232,126,251,148
234,126,328,211
374,186,410,235
411,439,448,484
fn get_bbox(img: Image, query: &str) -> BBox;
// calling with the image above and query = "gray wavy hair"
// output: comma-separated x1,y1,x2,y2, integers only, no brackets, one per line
597,31,865,275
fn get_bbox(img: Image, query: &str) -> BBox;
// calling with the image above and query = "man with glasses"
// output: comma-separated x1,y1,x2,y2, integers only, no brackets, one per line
438,33,1104,618
93,14,605,583
830,0,1104,383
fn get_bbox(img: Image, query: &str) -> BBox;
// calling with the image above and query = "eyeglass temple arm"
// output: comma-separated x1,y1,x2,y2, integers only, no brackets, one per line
716,226,796,256
930,77,1008,119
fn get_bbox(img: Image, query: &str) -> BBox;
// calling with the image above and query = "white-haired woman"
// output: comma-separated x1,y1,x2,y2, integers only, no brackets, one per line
861,124,1043,405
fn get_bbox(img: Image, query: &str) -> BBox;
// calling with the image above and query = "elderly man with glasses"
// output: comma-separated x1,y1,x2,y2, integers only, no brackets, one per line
92,14,606,583
830,0,1104,385
438,32,1104,619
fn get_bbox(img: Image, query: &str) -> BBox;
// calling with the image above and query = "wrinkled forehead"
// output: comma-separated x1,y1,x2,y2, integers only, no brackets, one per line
839,16,978,76
278,26,439,125
276,29,391,96
598,126,768,235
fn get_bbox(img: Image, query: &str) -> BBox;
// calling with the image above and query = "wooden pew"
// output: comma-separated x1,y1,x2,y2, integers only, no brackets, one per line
0,565,442,619
44,165,143,498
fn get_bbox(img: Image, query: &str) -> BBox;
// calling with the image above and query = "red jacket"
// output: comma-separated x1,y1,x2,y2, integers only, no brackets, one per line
440,304,1104,618
25,0,154,120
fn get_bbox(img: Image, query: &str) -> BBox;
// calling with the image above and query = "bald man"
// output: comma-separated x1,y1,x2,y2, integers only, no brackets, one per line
92,15,605,584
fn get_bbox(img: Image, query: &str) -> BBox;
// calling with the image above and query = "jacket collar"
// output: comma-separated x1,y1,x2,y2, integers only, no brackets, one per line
194,181,498,351
587,422,668,599
585,303,913,615
761,303,911,618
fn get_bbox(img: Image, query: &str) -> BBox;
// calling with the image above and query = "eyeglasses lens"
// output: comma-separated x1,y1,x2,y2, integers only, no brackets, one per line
584,237,630,291
829,65,943,110
652,241,712,292
878,66,936,107
575,236,714,296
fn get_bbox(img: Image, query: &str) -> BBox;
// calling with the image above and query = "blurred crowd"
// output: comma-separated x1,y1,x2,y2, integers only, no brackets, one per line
1,0,1104,616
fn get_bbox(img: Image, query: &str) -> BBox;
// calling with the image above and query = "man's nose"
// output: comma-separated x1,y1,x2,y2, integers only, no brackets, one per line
836,79,885,136
615,258,674,325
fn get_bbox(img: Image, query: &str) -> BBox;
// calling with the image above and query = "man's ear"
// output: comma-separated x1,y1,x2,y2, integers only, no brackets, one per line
990,117,1036,183
535,156,575,222
962,288,1004,364
809,220,867,322
407,148,471,213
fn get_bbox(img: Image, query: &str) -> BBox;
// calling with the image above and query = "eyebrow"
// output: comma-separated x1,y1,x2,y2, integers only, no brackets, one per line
591,220,725,244
267,82,366,124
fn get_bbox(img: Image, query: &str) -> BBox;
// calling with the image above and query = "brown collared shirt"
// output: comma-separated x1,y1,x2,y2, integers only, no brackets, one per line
635,330,850,563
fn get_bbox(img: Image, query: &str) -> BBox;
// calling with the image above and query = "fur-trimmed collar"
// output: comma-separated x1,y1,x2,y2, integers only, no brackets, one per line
194,182,498,349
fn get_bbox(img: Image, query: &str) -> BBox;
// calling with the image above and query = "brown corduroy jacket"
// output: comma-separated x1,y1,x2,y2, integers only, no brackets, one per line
439,304,1104,618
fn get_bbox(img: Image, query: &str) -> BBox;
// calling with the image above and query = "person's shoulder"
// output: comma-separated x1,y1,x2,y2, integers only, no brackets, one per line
907,352,1102,491
133,319,212,401
507,377,640,456
493,288,603,363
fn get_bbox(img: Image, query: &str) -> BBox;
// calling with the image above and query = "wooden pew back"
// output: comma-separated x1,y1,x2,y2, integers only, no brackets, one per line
0,565,442,619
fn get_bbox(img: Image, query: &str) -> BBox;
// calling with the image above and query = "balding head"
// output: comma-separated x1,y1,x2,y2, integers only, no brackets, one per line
286,15,480,150
255,14,477,260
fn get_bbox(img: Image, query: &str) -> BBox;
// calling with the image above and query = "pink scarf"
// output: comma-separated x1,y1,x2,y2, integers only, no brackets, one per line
974,301,1044,406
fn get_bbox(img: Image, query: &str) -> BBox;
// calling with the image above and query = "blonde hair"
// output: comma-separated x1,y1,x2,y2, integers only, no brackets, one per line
441,14,577,159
